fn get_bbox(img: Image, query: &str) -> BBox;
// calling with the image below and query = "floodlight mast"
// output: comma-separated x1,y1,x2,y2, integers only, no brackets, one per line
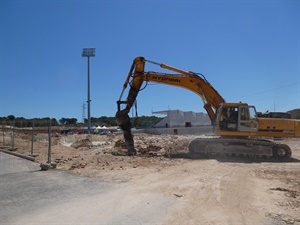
82,48,95,134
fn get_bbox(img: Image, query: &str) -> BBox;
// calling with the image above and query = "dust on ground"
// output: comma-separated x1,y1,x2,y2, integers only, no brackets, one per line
1,132,300,225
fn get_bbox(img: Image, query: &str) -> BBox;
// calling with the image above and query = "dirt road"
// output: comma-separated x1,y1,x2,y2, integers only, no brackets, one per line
1,132,299,224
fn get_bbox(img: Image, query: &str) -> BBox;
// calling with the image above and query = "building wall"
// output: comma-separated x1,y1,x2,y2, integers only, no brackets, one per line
154,110,211,128
144,126,214,135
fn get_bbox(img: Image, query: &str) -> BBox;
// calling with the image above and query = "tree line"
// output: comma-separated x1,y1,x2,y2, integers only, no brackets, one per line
0,115,162,128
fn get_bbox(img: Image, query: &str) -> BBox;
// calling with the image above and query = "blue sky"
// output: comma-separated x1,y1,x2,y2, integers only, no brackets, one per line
1,0,299,122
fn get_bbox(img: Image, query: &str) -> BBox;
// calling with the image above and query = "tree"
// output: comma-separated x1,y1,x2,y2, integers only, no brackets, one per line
59,117,77,125
7,115,15,121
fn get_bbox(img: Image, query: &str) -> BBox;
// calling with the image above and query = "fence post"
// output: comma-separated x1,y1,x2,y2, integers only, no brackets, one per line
31,122,34,155
47,119,52,163
11,121,15,149
2,122,4,146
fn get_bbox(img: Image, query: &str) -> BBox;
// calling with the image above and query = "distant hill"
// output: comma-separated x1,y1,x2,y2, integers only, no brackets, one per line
287,108,300,119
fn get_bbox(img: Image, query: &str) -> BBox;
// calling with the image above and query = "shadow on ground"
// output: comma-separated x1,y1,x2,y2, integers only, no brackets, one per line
165,153,300,164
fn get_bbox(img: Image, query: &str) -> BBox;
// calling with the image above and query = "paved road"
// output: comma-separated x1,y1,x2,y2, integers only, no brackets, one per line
0,152,176,225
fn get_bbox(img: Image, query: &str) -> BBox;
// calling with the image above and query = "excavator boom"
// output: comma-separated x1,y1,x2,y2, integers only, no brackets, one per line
116,56,224,156
117,56,224,121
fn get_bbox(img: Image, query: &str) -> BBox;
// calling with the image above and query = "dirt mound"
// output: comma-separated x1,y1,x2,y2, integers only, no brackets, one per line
70,138,93,149
112,134,193,156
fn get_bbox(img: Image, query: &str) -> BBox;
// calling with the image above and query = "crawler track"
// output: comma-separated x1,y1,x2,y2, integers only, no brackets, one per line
188,137,292,161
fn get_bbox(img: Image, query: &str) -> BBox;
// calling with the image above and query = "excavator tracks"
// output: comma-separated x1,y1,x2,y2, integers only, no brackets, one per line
188,137,292,161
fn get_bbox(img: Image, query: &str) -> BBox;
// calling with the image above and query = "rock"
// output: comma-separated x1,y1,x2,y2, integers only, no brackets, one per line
40,163,50,171
71,138,93,149
50,162,57,169
173,193,183,198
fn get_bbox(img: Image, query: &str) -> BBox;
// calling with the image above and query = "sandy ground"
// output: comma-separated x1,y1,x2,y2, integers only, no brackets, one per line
1,131,300,225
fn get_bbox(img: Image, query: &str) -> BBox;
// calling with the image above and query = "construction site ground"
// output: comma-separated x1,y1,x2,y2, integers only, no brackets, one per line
1,131,300,225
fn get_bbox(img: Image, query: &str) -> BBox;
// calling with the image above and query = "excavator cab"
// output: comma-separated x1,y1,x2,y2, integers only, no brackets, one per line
238,106,258,132
215,103,258,135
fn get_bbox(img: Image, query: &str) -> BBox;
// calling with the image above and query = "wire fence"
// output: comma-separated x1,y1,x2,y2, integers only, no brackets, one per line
0,120,53,164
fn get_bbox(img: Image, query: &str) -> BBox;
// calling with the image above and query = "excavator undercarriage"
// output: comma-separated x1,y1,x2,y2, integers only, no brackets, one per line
188,137,292,160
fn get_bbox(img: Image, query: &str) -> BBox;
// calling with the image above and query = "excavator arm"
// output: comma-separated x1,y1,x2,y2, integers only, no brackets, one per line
116,56,225,155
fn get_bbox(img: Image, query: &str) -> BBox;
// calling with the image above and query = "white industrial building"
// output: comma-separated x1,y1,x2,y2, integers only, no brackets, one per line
153,110,211,128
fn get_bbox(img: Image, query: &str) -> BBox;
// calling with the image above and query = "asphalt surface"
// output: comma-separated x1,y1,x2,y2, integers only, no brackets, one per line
0,152,115,224
0,152,176,225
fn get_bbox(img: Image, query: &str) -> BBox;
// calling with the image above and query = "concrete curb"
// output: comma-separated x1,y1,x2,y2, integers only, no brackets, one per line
0,148,35,161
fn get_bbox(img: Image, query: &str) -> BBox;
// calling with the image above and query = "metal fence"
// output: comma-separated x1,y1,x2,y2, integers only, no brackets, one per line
0,120,53,163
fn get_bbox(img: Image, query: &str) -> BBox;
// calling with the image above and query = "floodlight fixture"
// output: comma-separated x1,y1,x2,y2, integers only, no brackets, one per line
82,48,95,57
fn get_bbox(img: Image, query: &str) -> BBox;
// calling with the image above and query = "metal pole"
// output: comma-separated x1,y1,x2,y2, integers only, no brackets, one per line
31,122,34,155
82,48,95,134
87,56,91,134
11,121,15,149
48,120,52,163
2,122,4,146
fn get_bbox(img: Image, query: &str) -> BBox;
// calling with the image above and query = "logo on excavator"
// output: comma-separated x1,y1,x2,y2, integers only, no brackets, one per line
152,76,181,83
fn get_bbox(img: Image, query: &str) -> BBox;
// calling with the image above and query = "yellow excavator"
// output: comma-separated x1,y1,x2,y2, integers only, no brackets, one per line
116,56,300,160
